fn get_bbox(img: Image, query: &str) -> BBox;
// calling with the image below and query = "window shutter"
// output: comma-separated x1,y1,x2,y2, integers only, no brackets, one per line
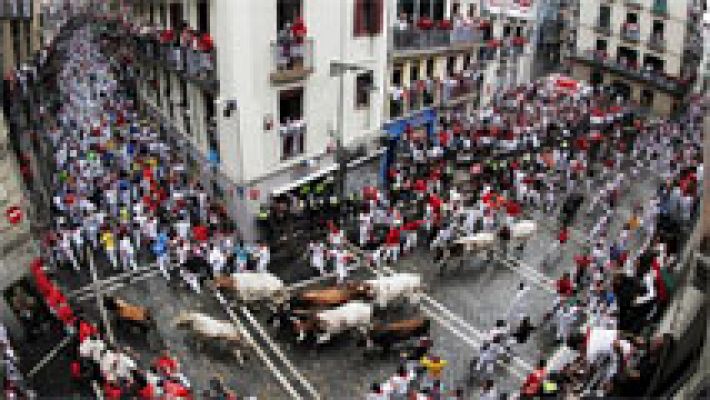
354,0,365,36
372,0,384,34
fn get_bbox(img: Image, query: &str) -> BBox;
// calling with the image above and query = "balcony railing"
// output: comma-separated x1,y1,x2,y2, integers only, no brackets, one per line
184,48,218,92
270,38,314,84
572,49,691,96
595,21,612,36
392,26,483,52
620,23,640,42
647,34,665,53
0,0,32,20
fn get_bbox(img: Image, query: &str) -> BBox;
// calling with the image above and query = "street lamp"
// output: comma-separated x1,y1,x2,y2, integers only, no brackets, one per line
329,59,374,222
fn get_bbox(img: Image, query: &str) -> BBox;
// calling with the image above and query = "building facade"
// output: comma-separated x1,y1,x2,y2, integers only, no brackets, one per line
120,0,390,239
384,0,537,133
570,0,704,116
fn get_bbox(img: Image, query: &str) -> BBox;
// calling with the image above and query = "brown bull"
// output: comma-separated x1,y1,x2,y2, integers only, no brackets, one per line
291,282,372,308
105,296,153,335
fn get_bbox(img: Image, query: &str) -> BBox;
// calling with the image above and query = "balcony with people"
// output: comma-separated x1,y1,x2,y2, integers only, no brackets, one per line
391,12,485,54
270,16,313,84
572,47,690,96
647,23,665,53
620,20,640,43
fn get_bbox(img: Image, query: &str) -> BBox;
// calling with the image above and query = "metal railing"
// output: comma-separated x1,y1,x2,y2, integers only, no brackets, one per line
621,24,641,42
392,26,482,51
270,38,314,83
647,34,666,53
573,49,689,95
595,20,612,36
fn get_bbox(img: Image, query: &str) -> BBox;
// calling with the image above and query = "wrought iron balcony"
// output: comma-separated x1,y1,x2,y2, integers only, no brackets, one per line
270,38,314,84
183,48,218,93
571,49,691,96
620,24,640,43
594,21,612,36
391,25,483,53
647,34,665,53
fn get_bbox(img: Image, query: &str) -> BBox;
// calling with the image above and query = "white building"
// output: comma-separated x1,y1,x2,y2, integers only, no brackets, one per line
125,0,389,239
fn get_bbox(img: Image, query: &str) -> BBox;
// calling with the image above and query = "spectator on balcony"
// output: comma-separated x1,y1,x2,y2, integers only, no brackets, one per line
394,13,410,31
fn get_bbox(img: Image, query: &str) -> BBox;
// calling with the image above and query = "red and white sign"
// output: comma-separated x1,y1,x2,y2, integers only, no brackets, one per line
6,206,23,225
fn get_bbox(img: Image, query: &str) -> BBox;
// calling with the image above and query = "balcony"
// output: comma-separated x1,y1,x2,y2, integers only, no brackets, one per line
571,49,691,96
620,23,640,43
183,48,218,93
594,21,612,36
647,34,666,53
651,1,669,18
0,0,32,20
391,24,483,54
270,38,314,84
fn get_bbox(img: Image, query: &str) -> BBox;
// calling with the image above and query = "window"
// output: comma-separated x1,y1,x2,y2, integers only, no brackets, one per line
392,65,403,86
169,3,184,30
425,59,434,77
356,71,373,108
599,5,610,27
626,13,638,24
197,1,210,33
159,4,166,27
354,0,383,36
515,26,523,37
446,56,455,75
596,39,607,52
503,25,511,38
410,64,420,81
277,0,302,31
463,54,471,69
652,20,664,37
279,88,305,160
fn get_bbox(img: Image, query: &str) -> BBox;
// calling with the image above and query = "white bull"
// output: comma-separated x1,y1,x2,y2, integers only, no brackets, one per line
456,231,497,252
314,301,373,344
365,273,423,308
213,272,285,303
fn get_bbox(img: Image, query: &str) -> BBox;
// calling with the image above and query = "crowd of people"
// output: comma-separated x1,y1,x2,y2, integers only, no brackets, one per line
21,23,261,399
263,76,703,397
2,10,704,400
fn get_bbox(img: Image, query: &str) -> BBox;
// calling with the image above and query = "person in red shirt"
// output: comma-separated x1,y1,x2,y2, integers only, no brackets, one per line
192,224,209,242
385,227,401,264
558,227,569,245
154,350,180,376
103,380,122,400
520,360,546,398
556,272,574,298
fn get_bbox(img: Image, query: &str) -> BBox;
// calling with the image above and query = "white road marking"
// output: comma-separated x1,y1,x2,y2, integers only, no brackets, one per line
214,290,306,400
239,306,321,400
26,335,73,378
88,251,115,346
